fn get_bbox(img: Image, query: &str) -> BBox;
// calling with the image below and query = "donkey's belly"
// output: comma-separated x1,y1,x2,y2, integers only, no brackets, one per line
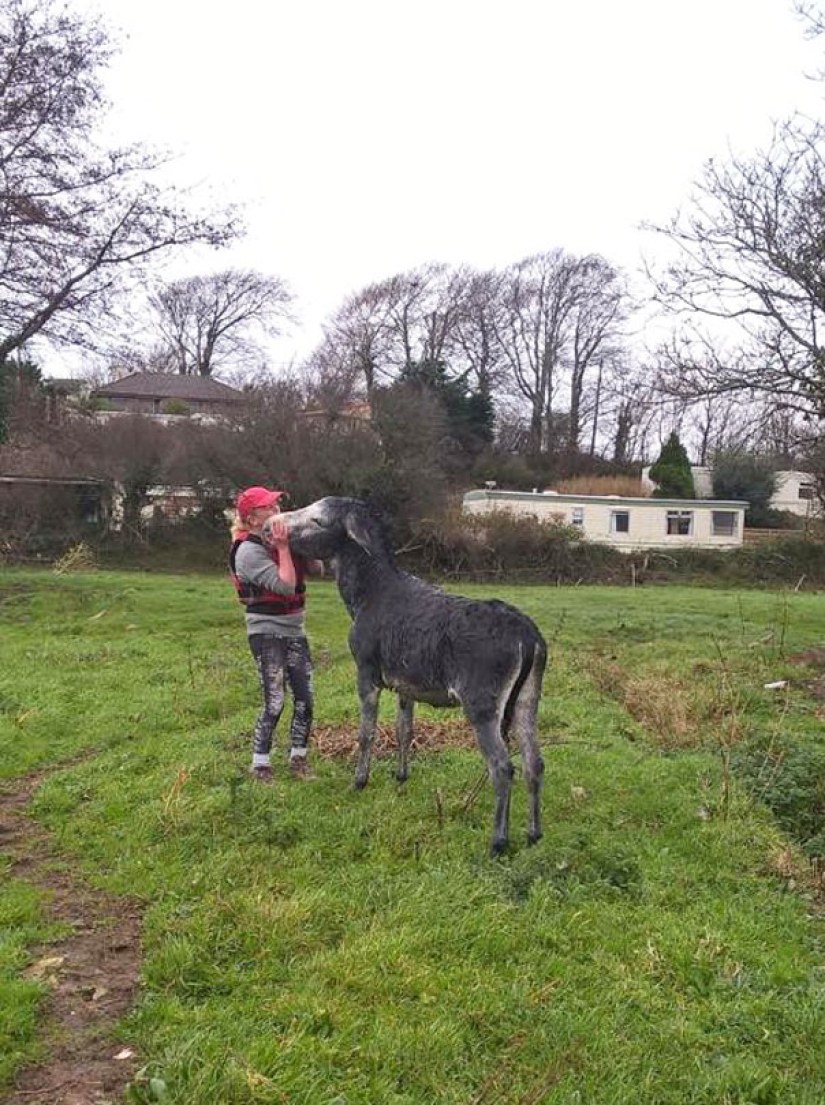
381,674,459,708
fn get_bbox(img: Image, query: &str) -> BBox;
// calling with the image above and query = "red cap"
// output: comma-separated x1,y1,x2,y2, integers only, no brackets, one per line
236,486,286,520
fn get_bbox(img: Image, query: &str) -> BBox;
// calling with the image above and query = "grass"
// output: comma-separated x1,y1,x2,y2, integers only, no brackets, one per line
1,569,825,1103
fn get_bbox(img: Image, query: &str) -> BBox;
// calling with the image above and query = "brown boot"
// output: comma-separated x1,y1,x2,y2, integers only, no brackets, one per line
288,756,314,780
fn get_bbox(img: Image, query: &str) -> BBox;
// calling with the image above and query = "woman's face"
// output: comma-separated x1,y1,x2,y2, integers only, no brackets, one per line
246,505,279,530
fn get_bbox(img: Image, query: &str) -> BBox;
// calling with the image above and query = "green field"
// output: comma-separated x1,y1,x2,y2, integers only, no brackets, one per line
1,569,824,1104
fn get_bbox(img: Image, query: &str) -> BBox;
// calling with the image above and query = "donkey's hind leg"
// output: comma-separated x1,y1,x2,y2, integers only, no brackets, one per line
468,709,514,856
395,695,414,782
512,648,546,845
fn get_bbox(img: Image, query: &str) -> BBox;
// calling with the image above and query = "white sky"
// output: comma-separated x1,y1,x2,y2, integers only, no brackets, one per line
82,0,823,371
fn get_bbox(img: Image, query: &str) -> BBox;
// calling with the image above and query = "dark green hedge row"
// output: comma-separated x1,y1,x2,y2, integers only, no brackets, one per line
397,512,825,589
5,508,825,588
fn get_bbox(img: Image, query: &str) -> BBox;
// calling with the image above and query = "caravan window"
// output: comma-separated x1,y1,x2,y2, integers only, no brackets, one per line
711,511,737,536
666,511,693,536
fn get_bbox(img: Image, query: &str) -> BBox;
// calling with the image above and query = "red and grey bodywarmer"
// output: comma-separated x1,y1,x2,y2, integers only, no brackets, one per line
229,531,307,636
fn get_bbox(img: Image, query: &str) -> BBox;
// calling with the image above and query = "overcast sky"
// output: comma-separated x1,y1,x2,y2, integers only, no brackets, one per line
86,0,823,371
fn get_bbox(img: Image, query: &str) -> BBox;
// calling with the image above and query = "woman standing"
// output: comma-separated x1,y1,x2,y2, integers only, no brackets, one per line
229,486,321,781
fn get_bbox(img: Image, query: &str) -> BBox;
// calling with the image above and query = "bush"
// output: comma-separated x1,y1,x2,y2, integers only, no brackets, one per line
711,453,777,526
161,398,191,416
402,507,626,582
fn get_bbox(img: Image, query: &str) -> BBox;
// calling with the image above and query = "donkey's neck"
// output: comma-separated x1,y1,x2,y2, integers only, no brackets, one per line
335,544,398,618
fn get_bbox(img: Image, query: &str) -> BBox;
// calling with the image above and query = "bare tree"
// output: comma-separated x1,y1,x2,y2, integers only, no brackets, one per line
451,266,507,391
313,263,481,405
320,282,395,398
492,250,627,455
646,118,825,426
0,0,239,363
149,270,293,376
492,250,579,454
565,257,626,454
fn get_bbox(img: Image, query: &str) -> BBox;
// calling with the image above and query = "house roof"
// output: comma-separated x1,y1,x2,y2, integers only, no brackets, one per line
0,474,106,487
94,372,244,403
464,490,749,509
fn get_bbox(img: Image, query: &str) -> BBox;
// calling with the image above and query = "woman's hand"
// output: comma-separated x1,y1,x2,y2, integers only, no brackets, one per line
263,515,290,547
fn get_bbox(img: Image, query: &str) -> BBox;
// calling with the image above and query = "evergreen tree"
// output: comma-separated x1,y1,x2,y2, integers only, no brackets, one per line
0,358,43,444
649,432,695,498
711,452,777,526
399,360,494,454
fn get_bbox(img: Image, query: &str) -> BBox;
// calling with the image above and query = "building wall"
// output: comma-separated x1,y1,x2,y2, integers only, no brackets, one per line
771,471,821,517
102,396,220,416
642,465,821,518
463,491,747,550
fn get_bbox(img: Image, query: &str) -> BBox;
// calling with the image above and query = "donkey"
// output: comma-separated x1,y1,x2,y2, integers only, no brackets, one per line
269,497,547,855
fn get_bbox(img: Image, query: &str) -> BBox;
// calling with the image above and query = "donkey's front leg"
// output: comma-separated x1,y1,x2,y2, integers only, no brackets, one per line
354,670,381,790
395,696,414,782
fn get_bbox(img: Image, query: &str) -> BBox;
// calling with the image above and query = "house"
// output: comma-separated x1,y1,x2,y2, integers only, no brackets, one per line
641,465,820,518
92,372,244,423
463,489,748,550
300,400,373,428
42,377,94,422
0,443,113,534
0,474,110,527
771,471,820,517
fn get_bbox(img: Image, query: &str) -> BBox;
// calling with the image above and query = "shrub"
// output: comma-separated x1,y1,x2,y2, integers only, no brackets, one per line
554,475,647,497
711,452,777,526
161,398,191,416
402,507,625,582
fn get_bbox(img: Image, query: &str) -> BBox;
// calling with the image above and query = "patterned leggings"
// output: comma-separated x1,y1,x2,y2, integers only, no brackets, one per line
248,635,314,758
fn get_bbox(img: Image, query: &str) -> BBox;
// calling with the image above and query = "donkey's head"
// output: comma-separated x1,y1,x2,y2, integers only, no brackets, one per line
266,497,384,560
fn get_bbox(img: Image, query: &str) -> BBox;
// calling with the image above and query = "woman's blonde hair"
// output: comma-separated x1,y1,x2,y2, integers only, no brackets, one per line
230,512,246,540
229,502,281,540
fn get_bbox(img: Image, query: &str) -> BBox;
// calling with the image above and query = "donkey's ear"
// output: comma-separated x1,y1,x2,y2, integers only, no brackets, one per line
344,509,377,555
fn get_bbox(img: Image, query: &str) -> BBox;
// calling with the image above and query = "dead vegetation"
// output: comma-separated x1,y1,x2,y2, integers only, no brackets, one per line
586,657,708,748
552,475,648,497
313,719,476,760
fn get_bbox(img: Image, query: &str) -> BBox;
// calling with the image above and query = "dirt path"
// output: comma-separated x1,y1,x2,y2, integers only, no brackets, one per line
0,767,143,1105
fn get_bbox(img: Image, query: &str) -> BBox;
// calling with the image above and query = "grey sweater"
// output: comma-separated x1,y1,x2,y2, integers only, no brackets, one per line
234,539,306,638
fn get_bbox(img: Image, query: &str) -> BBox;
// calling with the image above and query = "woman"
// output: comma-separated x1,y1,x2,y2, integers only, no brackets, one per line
229,486,322,781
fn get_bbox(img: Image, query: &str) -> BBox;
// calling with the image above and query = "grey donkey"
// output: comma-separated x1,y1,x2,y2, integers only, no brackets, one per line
268,497,547,855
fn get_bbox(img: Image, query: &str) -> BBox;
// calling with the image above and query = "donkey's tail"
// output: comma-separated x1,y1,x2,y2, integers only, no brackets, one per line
501,630,547,741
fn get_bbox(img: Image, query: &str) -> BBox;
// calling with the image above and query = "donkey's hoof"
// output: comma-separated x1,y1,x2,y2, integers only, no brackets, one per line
353,776,369,791
395,769,409,784
489,837,510,858
527,830,543,847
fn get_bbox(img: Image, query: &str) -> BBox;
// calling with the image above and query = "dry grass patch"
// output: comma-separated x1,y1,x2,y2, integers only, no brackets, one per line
788,649,825,707
314,719,476,760
587,657,718,749
765,844,825,900
553,475,648,497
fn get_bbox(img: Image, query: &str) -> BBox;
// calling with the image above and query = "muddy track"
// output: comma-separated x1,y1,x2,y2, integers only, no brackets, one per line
0,766,143,1105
